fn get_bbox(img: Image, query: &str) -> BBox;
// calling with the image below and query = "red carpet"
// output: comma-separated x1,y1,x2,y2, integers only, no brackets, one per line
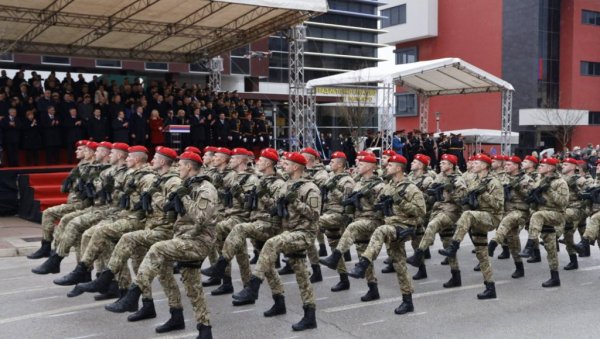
28,172,70,211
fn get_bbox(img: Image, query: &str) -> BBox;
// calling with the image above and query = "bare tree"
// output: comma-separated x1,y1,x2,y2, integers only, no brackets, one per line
535,108,586,151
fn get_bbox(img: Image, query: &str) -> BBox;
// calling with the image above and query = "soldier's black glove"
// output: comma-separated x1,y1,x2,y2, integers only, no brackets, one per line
85,182,96,199
119,194,130,209
163,192,177,212
141,192,153,212
61,177,73,193
176,186,191,199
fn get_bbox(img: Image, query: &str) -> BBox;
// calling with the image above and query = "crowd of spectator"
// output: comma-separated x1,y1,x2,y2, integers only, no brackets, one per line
0,68,273,167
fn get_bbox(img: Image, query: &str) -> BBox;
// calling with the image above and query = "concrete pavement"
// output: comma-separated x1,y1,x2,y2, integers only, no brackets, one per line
0,216,44,257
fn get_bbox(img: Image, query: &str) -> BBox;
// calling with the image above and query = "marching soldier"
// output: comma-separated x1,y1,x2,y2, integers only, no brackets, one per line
490,155,511,260
347,154,426,315
575,160,600,257
438,153,504,299
488,156,535,278
519,157,569,287
521,155,543,263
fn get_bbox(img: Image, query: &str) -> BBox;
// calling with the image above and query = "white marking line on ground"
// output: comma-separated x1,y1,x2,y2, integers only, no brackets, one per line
281,336,300,339
322,281,509,313
155,298,167,302
46,311,79,318
361,319,384,326
232,308,255,314
408,312,427,317
0,285,62,297
580,265,600,271
580,282,593,286
418,280,440,285
148,332,197,339
63,334,100,339
30,295,61,302
315,297,329,301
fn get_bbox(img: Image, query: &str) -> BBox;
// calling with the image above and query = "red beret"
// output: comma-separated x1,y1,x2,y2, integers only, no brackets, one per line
231,147,250,157
76,140,88,147
577,160,586,166
359,155,378,164
492,155,505,161
98,141,113,149
179,151,203,164
506,156,521,164
203,146,217,154
524,155,538,164
215,147,231,156
285,152,308,166
388,154,407,164
441,154,458,166
86,141,98,150
563,158,578,165
112,143,129,152
357,150,376,158
474,153,492,165
156,146,178,160
414,153,430,166
185,146,201,155
382,149,396,157
468,155,476,162
300,147,320,159
541,157,560,166
331,151,347,160
260,148,279,162
128,145,149,154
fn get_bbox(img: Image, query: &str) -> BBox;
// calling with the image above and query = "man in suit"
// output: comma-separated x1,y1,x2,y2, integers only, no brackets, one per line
1,108,21,166
129,106,149,146
87,108,108,142
63,108,85,163
41,106,62,164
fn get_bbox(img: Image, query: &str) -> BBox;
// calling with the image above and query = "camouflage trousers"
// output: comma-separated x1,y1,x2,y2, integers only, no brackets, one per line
254,230,315,307
419,211,460,270
307,212,350,272
454,211,497,283
493,210,529,263
336,218,382,283
135,237,213,325
222,220,280,285
559,208,587,255
412,210,432,252
361,225,414,295
81,215,144,268
55,206,113,258
41,202,80,241
215,215,247,279
528,210,565,271
582,211,600,242
108,229,172,289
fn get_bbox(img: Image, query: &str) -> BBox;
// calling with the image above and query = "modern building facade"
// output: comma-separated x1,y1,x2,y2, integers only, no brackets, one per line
380,0,600,154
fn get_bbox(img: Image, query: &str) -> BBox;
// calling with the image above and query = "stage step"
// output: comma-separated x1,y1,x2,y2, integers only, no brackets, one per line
39,197,69,211
28,172,70,186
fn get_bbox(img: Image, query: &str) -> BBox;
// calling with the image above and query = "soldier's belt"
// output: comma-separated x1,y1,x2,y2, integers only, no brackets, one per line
284,251,306,258
541,225,556,234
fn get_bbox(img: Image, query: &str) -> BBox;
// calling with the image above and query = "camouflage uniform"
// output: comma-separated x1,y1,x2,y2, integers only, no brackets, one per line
407,171,434,252
135,176,218,326
451,172,504,284
306,163,330,261
333,175,384,283
361,177,426,294
560,173,588,256
202,166,229,267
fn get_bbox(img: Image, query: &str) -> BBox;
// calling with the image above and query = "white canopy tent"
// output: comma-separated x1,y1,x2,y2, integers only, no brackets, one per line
306,58,516,154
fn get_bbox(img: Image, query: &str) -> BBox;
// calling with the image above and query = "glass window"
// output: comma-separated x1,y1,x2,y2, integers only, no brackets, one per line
581,61,600,76
589,111,600,125
395,93,417,116
381,4,407,28
189,62,210,73
395,47,418,64
42,55,70,65
96,59,122,68
0,52,13,62
582,9,600,25
231,45,250,57
231,57,250,75
145,62,168,71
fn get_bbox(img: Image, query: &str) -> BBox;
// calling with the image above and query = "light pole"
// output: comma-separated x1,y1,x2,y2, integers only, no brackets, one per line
435,111,441,133
273,106,278,150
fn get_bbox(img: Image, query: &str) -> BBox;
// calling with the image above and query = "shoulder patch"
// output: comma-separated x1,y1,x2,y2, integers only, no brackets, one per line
309,196,319,209
198,197,210,209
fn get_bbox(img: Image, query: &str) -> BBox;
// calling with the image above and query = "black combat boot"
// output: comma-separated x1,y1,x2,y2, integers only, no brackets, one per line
575,238,590,257
67,284,85,298
128,298,157,321
278,261,294,275
381,262,395,273
196,323,213,339
275,254,281,268
542,270,560,288
488,240,499,257
310,264,323,283
412,264,427,280
424,248,431,259
438,240,460,258
78,268,115,293
440,257,449,265
406,249,424,267
291,305,317,331
94,280,120,301
249,249,259,265
443,270,462,288
105,284,141,313
53,262,91,286
563,254,578,270
477,281,496,299
319,249,342,270
263,294,286,317
31,253,63,274
527,248,542,263
512,261,524,279
394,294,414,315
201,256,228,279
331,273,350,292
156,308,185,333
232,275,262,306
360,282,380,302
473,263,481,271
383,257,391,265
519,239,535,258
319,243,328,257
211,276,234,296
343,250,352,262
202,277,221,287
27,240,52,259
498,245,510,259
347,257,370,279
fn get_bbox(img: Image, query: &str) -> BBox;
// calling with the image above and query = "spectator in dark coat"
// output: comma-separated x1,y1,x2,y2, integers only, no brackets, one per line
212,112,230,147
41,106,62,164
87,108,108,142
1,108,21,166
189,108,207,149
21,110,42,166
112,111,130,143
77,94,94,123
63,108,85,163
129,106,149,146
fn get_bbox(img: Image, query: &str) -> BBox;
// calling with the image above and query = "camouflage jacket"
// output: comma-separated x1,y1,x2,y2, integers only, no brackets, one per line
378,177,426,227
504,171,535,212
564,173,589,209
144,171,182,233
532,173,569,212
466,172,505,225
307,163,330,188
431,172,467,216
322,172,355,214
350,175,385,220
173,175,218,242
221,169,259,218
280,177,321,234
250,173,286,223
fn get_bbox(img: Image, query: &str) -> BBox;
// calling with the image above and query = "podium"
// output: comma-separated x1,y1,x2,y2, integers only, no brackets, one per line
163,125,190,152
